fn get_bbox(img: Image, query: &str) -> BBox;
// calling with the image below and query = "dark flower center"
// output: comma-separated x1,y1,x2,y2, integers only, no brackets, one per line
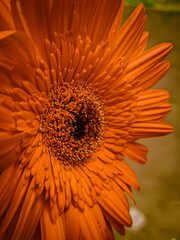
39,80,106,166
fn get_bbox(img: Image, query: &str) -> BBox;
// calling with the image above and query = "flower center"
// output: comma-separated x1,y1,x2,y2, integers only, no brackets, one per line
39,80,106,167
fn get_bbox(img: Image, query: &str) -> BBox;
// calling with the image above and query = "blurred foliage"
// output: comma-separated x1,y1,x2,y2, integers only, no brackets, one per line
125,0,180,11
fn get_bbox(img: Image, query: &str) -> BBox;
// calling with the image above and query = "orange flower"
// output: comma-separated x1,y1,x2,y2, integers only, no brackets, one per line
0,0,173,239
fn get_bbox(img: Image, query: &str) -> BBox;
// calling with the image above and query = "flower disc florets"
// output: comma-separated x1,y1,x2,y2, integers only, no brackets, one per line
39,80,106,166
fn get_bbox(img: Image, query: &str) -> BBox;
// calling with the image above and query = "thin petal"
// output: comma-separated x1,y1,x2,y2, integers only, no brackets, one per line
65,204,80,240
0,31,38,89
131,122,173,138
116,161,140,190
11,181,36,240
102,210,125,235
31,224,41,240
0,170,29,236
0,30,15,40
0,165,22,216
123,142,148,164
136,61,171,90
130,31,149,59
137,89,170,109
0,0,15,30
40,204,66,240
11,0,51,56
0,132,23,171
72,0,123,43
79,205,103,240
50,0,75,35
99,183,132,228
125,43,173,79
0,31,37,67
22,196,45,240
91,204,114,240
110,4,147,60
108,0,124,37
136,103,171,122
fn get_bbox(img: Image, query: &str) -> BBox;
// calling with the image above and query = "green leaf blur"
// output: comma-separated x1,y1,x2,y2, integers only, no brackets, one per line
125,0,180,11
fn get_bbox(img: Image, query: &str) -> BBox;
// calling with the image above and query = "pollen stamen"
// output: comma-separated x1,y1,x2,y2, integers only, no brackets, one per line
39,80,106,167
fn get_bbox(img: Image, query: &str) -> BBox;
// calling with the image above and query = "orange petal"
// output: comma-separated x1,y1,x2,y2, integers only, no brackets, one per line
110,4,147,60
0,31,38,88
50,0,75,35
136,102,171,122
108,0,124,37
0,0,15,30
137,89,170,110
71,0,123,44
102,209,125,235
125,42,173,79
31,223,41,240
123,142,148,164
98,186,132,228
131,122,173,138
0,31,37,67
11,0,51,57
79,205,103,240
91,204,114,240
0,65,14,89
0,132,23,171
0,170,29,236
0,104,15,131
130,31,149,59
116,160,140,190
136,60,171,90
40,204,66,240
0,165,22,216
0,30,15,40
87,0,123,44
0,164,15,196
11,181,36,240
65,204,80,240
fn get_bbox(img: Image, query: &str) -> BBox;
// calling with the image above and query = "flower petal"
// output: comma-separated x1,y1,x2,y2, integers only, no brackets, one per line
130,31,149,59
50,0,75,35
137,89,170,109
0,0,15,30
131,122,173,138
79,205,103,240
40,204,66,240
0,30,15,40
0,31,37,67
125,42,173,79
0,170,29,236
51,0,123,44
11,0,51,56
123,142,148,164
0,165,22,217
116,161,140,190
0,132,23,171
10,181,37,240
136,61,171,90
99,182,132,230
109,4,147,60
31,224,41,240
84,0,123,44
0,31,38,89
91,204,114,240
65,204,80,240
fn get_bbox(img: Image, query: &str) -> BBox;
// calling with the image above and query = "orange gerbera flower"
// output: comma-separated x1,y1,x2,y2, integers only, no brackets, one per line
0,0,173,239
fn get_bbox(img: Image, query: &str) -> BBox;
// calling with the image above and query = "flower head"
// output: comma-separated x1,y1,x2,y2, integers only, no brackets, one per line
0,0,173,239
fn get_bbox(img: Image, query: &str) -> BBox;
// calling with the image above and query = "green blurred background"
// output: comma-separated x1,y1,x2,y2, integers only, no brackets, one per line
125,0,180,11
114,1,180,239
